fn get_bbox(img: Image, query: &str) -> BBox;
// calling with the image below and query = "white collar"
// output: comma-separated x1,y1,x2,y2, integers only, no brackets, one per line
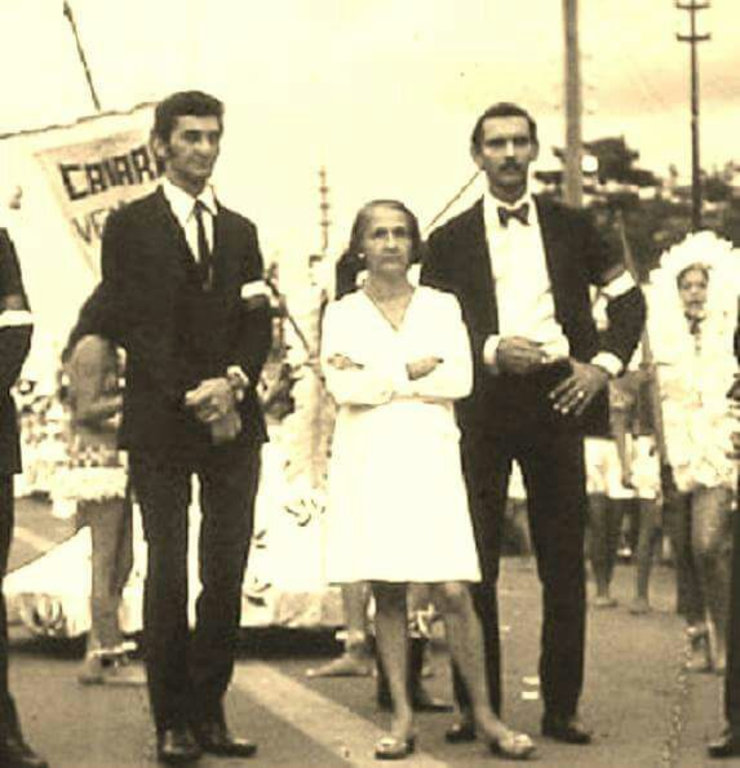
161,178,218,226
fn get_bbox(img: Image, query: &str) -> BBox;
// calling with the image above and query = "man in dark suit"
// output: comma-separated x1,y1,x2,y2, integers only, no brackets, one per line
0,229,47,768
422,102,645,745
96,91,271,764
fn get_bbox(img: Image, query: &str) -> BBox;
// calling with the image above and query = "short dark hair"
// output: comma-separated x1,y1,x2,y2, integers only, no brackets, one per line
152,90,224,143
471,102,538,150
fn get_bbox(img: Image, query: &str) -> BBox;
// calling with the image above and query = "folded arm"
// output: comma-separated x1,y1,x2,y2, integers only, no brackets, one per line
320,304,397,406
397,296,473,401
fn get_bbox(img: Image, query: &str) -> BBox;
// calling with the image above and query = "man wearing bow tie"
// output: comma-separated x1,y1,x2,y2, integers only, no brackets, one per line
95,91,271,764
422,102,645,746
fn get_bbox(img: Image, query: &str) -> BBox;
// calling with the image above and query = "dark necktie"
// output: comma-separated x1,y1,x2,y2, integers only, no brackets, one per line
193,200,213,288
687,313,703,353
497,203,530,228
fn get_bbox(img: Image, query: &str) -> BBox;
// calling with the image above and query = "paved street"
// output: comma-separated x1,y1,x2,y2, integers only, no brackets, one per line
5,498,737,767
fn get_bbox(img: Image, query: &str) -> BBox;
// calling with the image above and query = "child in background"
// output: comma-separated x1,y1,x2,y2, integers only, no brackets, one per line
609,367,662,615
58,287,139,684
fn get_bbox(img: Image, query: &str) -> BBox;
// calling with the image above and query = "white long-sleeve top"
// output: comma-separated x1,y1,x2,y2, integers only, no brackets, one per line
320,286,472,410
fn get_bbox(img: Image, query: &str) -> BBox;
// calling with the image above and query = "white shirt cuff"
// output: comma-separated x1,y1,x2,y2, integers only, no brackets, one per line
601,270,637,300
590,351,623,378
0,310,33,328
240,279,271,301
482,335,501,369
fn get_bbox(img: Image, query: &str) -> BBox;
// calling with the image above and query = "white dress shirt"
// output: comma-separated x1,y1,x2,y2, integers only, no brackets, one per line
481,190,570,366
161,178,217,260
481,191,625,376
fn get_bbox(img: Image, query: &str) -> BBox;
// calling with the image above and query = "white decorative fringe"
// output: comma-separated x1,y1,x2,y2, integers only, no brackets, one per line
52,466,127,503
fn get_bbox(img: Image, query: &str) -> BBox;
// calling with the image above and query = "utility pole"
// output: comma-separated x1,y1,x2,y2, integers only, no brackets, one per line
563,0,583,207
63,0,101,112
676,1,710,231
318,167,331,256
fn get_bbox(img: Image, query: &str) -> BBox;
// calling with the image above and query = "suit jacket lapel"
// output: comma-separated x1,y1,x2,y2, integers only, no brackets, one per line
534,195,568,324
465,199,500,332
150,187,203,283
213,204,244,291
213,202,232,264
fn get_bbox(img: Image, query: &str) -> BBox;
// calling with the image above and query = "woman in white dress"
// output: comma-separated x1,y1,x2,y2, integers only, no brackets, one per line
649,233,739,673
321,200,535,760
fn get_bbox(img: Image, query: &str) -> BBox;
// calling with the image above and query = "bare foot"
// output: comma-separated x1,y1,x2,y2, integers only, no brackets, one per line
478,717,536,760
685,651,713,674
593,595,618,609
630,597,651,615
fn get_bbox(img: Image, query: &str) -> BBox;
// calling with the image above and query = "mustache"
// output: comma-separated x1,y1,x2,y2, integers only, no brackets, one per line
500,160,523,172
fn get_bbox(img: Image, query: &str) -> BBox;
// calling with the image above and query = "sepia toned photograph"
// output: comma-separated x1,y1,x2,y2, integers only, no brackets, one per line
0,1,739,765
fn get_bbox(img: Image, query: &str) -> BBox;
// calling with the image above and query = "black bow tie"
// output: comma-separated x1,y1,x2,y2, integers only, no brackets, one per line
497,203,530,228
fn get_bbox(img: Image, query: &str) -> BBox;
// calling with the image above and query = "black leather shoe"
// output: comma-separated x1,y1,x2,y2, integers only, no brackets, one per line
156,727,202,764
0,734,49,768
193,721,257,758
708,728,740,758
444,721,477,743
541,714,592,744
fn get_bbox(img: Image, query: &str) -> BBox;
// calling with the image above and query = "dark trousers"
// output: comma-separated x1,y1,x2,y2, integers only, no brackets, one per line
0,476,18,735
130,443,260,732
724,500,740,729
454,375,588,719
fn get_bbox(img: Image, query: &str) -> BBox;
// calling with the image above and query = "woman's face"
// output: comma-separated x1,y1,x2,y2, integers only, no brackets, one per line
678,266,709,316
361,205,413,278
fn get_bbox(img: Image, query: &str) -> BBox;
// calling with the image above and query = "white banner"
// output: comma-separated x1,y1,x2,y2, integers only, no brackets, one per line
33,107,161,276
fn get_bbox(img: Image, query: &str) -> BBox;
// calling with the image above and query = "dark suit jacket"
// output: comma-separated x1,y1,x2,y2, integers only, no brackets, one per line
422,196,646,435
99,187,271,458
0,229,32,475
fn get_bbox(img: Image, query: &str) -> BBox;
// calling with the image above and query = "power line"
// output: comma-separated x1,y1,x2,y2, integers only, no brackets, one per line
423,170,479,236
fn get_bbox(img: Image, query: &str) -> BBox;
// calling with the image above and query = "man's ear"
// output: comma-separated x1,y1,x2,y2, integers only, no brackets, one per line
531,141,540,163
151,132,169,166
470,143,483,170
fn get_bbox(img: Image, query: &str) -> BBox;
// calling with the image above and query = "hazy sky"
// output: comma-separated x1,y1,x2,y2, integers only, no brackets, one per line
1,0,739,260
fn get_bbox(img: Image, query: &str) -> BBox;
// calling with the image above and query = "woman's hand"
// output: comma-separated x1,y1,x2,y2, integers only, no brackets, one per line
406,356,443,381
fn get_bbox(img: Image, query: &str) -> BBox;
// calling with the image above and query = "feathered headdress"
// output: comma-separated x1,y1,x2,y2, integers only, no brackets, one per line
646,230,740,332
